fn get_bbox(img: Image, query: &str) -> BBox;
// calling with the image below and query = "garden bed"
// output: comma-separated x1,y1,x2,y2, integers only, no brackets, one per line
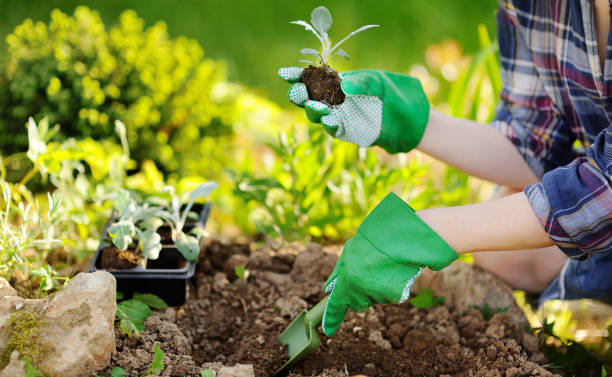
100,241,559,377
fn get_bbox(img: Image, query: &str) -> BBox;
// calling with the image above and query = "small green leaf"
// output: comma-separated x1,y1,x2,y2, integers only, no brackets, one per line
141,343,165,376
133,293,168,310
201,369,216,377
409,289,444,309
117,291,124,300
141,229,162,260
189,181,218,200
109,221,135,251
24,358,44,377
110,367,127,377
116,299,152,336
175,233,200,261
234,265,246,280
311,6,332,34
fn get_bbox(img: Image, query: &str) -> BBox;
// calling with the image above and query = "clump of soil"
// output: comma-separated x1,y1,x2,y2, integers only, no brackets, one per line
100,245,141,270
301,65,345,106
102,241,561,377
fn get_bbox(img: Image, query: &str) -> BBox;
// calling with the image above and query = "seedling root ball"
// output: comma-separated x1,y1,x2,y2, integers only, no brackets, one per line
301,65,345,106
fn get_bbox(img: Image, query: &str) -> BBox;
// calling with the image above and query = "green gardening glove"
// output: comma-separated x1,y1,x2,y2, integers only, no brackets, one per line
278,68,430,153
322,192,457,336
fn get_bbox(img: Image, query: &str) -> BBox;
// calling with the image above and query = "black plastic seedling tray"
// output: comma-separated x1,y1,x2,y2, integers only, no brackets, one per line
88,203,211,306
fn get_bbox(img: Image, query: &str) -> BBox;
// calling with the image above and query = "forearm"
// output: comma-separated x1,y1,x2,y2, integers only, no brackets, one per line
417,110,539,189
416,192,553,254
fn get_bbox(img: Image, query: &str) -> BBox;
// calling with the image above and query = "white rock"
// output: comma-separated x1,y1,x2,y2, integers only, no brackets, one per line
217,364,255,377
0,279,16,298
0,272,116,377
0,352,25,377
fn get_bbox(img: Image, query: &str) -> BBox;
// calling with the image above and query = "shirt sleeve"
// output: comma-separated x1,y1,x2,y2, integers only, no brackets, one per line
525,127,612,259
490,1,576,179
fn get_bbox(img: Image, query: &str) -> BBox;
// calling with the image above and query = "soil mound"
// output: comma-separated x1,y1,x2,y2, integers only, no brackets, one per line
101,241,560,377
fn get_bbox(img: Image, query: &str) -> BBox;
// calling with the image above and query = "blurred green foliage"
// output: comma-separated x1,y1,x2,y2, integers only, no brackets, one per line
0,6,240,170
0,0,498,104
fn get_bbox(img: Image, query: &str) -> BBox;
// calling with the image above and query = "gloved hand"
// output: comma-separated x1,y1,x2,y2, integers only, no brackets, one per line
322,192,457,336
278,67,430,153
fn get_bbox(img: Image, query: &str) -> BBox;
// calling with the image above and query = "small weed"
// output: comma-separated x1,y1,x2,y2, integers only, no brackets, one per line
115,292,167,337
25,358,44,377
201,369,216,377
141,343,164,377
409,289,445,309
471,302,508,321
234,265,248,281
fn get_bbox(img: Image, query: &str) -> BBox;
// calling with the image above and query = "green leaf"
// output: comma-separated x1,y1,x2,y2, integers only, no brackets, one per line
189,181,218,200
234,265,246,280
110,367,127,377
133,293,168,311
409,289,445,309
141,343,165,376
24,358,45,377
116,291,124,300
109,221,135,251
201,369,216,377
602,366,607,377
311,6,332,34
116,299,152,336
175,233,200,261
141,229,162,260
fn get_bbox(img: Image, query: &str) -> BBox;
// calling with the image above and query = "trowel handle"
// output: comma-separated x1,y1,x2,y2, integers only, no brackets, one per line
304,295,329,326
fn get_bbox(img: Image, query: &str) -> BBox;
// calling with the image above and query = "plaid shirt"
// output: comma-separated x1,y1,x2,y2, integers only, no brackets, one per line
491,0,612,259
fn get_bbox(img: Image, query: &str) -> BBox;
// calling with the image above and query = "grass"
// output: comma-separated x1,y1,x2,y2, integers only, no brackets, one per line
0,0,497,103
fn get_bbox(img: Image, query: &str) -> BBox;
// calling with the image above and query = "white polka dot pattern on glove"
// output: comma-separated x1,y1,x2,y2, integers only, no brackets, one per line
278,67,304,83
322,95,383,147
288,83,309,106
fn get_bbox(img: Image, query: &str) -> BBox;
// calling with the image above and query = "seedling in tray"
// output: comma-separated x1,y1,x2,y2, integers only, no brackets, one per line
105,189,164,268
156,182,218,261
291,6,378,105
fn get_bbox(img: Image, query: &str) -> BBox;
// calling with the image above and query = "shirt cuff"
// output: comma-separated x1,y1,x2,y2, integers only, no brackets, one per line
524,182,589,260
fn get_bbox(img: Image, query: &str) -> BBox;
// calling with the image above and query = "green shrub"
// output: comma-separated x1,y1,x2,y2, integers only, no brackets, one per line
230,126,470,242
0,7,238,170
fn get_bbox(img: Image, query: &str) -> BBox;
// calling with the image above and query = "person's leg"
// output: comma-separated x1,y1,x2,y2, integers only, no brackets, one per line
472,186,568,293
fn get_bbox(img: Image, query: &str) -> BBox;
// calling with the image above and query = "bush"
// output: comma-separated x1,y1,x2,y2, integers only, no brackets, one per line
0,7,239,170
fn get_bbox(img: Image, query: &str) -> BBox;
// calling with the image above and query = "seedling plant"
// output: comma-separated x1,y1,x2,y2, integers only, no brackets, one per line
291,6,378,105
106,181,217,264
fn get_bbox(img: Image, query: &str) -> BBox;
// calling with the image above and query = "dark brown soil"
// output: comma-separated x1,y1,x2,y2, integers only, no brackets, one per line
301,65,345,106
101,241,560,377
100,245,142,269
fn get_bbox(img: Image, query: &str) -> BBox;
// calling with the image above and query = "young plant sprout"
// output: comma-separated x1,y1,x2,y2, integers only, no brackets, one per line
291,6,379,105
292,6,379,66
157,181,218,261
108,189,164,261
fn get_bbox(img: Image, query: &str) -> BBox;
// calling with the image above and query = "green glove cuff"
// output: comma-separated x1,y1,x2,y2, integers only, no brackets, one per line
373,73,429,153
341,71,430,154
357,192,457,270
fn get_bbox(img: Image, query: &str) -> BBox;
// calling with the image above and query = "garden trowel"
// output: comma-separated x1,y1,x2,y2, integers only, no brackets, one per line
273,295,329,376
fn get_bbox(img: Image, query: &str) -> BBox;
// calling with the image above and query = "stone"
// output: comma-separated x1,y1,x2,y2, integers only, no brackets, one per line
413,261,526,327
291,244,338,282
0,279,16,298
274,296,307,318
368,330,392,350
0,271,116,377
0,352,25,377
217,363,255,377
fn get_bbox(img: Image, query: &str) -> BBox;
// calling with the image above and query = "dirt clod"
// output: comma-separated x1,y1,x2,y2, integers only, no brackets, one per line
301,65,345,106
100,245,141,269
